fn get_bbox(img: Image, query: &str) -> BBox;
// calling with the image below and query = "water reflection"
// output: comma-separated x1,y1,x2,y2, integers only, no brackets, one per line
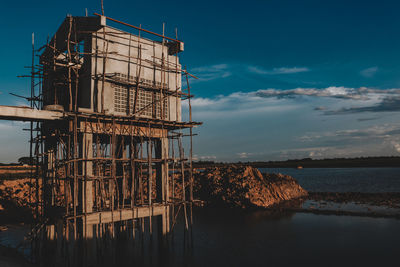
13,205,302,267
30,217,193,267
2,205,400,267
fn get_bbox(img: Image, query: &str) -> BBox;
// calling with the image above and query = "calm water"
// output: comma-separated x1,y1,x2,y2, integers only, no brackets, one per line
163,167,400,266
2,208,399,267
181,208,400,267
1,167,400,266
259,167,400,192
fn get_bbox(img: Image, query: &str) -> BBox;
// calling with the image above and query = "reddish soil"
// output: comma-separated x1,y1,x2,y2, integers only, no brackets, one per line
193,165,308,208
0,179,37,224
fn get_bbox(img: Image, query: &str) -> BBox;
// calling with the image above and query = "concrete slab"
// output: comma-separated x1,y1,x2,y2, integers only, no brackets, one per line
0,106,64,121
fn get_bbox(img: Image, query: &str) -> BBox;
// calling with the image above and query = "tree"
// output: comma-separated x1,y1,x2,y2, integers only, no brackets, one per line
18,156,36,165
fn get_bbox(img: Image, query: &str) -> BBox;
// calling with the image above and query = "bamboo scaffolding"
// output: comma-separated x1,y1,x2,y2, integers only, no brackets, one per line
23,14,200,258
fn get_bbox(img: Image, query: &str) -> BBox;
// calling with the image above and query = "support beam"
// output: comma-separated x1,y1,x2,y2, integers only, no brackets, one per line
83,205,167,224
80,121,168,137
0,106,63,121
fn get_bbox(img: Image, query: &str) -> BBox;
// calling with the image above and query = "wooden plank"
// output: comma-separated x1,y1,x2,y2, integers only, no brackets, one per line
84,205,167,224
0,106,64,121
80,121,167,137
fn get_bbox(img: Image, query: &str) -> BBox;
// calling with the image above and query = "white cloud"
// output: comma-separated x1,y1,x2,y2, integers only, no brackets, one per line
255,86,393,100
183,90,300,119
295,124,400,158
190,97,220,107
300,124,400,141
325,96,400,114
248,66,310,75
278,146,367,159
189,63,310,83
255,87,400,115
360,66,378,78
185,86,400,161
193,154,217,161
183,86,400,121
190,64,232,82
392,142,400,153
237,152,253,159
191,64,228,73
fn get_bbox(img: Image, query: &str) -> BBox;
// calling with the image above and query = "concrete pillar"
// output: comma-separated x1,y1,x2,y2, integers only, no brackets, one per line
161,137,169,203
155,137,169,203
156,137,170,236
46,224,55,240
120,137,127,203
162,206,170,235
84,220,94,238
47,149,55,206
129,139,138,207
81,133,94,213
43,131,57,211
82,220,96,264
162,137,170,235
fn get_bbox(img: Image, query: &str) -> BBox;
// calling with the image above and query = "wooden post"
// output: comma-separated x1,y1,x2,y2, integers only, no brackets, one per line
81,132,94,213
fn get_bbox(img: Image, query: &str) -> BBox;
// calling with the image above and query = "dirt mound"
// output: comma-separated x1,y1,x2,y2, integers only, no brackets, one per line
195,165,307,208
0,179,36,223
0,165,307,223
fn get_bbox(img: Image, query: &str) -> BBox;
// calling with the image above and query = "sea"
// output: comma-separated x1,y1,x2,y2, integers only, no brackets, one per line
259,167,400,192
1,167,399,266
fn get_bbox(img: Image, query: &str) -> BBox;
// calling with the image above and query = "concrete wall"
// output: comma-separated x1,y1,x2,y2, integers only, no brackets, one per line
41,16,182,122
89,25,182,121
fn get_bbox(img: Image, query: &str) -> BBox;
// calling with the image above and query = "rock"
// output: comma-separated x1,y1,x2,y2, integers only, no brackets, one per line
195,165,308,208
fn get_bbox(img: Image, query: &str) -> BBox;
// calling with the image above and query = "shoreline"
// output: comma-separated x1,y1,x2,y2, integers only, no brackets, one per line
1,166,399,226
193,156,400,169
277,191,400,220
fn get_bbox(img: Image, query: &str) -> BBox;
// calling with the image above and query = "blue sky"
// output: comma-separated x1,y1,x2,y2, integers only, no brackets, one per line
1,0,400,162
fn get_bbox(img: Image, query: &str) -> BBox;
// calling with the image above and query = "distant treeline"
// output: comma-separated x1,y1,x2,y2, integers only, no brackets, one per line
0,163,22,166
193,156,400,168
0,157,38,166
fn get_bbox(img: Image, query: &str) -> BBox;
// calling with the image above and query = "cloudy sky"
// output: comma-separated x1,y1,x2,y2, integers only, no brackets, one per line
1,0,400,162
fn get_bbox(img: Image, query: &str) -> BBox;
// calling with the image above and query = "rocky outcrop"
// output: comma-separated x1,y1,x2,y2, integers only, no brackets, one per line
195,165,308,208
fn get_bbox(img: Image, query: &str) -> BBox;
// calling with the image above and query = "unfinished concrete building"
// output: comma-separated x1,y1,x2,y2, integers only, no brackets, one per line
0,13,200,248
